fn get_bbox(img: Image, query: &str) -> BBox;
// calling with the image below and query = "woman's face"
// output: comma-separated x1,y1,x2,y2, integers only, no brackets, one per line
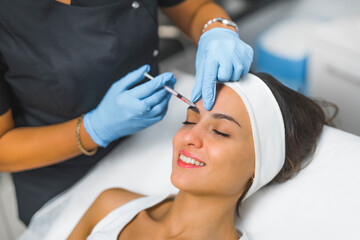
171,85,255,198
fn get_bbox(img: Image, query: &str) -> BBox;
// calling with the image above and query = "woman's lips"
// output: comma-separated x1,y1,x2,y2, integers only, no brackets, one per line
177,150,206,168
179,150,204,163
177,159,204,168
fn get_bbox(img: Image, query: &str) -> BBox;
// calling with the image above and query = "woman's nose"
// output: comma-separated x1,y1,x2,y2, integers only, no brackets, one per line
182,125,203,148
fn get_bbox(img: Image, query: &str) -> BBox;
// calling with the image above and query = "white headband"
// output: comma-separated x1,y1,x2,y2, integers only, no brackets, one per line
224,73,285,200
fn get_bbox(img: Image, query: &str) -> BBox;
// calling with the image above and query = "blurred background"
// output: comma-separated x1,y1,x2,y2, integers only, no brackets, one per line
1,0,359,239
159,0,360,136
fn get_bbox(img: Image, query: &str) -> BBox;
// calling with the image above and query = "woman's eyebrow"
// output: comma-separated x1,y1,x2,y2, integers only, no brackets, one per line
187,106,241,127
188,106,200,114
212,113,241,127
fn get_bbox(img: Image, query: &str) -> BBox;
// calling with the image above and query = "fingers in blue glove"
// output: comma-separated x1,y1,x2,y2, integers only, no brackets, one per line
143,88,168,108
218,58,233,82
231,62,243,81
116,94,150,115
142,77,174,118
192,53,205,104
244,45,254,73
191,72,203,104
147,93,171,118
129,72,176,99
193,27,254,111
113,64,150,92
202,57,219,111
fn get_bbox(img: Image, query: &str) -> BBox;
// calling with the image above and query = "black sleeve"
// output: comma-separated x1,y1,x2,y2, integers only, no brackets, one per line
0,60,10,115
158,0,185,7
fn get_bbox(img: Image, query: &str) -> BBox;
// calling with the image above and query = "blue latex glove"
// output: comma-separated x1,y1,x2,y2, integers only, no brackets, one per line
192,28,254,110
84,65,176,147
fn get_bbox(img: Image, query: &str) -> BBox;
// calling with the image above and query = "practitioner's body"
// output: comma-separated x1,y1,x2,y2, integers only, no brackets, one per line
0,0,252,224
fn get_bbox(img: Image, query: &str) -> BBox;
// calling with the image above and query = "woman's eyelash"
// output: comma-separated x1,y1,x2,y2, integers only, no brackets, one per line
213,129,230,137
182,121,196,125
182,121,230,137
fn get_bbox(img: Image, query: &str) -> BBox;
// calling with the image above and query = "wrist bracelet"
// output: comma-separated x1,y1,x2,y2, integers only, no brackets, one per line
202,17,239,33
76,114,98,156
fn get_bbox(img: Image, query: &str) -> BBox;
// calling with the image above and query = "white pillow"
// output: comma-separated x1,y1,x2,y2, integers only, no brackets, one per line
239,125,360,240
20,72,360,240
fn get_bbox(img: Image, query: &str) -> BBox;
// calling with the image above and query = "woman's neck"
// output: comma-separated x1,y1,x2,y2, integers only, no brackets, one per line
155,191,240,240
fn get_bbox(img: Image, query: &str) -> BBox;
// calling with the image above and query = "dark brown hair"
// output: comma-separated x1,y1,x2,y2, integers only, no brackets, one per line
236,72,336,213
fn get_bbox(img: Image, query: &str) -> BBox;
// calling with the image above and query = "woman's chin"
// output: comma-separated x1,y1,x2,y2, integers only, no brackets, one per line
170,171,197,192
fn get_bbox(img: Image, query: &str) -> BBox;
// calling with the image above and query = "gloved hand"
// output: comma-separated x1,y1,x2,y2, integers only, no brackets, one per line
192,27,253,110
84,65,176,147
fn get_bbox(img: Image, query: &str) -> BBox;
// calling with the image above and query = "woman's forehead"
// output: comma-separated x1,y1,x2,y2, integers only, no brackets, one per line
191,84,250,126
200,85,246,112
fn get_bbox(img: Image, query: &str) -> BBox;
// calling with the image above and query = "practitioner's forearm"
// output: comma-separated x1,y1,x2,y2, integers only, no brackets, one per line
162,0,234,44
189,2,235,43
0,117,98,172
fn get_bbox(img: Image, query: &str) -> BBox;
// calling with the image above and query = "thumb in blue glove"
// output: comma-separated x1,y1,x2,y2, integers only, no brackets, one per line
192,27,253,111
84,65,176,147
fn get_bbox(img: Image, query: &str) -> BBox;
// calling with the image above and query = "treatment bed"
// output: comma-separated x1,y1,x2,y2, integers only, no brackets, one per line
20,72,360,240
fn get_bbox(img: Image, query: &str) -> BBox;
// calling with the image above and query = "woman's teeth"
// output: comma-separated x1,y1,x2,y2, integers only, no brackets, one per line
179,154,205,166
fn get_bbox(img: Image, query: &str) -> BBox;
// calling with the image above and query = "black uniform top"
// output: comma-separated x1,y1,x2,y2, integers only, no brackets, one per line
0,0,183,225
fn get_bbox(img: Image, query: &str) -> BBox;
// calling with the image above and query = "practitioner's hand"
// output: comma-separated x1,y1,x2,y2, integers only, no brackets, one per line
84,65,176,147
192,28,253,110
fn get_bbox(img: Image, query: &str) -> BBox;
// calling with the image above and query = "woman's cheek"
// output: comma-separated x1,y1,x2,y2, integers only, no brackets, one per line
208,140,238,167
206,141,226,163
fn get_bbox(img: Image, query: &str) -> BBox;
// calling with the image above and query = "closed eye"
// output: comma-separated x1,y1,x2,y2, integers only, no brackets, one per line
213,129,230,137
182,121,196,125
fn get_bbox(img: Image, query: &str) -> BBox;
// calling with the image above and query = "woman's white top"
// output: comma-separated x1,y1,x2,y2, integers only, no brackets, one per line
87,194,247,240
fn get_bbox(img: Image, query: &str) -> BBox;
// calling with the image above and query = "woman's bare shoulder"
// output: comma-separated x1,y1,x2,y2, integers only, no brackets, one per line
68,188,143,239
95,188,144,212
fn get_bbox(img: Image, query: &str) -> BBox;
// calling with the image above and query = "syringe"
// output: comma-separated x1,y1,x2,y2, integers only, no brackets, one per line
144,72,196,108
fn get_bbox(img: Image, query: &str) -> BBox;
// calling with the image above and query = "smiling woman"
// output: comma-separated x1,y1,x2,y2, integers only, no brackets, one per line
171,84,255,202
68,73,328,240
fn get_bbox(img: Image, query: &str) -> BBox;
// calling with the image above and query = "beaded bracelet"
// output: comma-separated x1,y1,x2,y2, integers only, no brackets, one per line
202,17,239,33
76,114,98,156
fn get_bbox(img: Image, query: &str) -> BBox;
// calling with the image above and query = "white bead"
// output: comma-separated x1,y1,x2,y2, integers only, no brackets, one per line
153,49,159,57
132,1,140,9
